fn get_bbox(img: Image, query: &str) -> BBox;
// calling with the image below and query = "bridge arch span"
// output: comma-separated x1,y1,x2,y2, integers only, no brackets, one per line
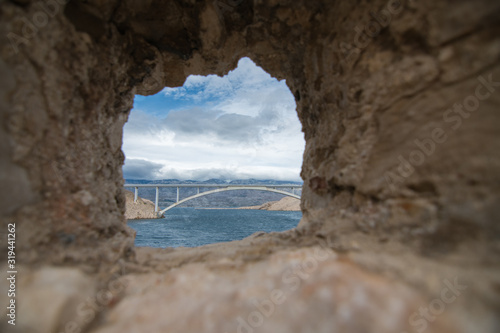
158,187,301,215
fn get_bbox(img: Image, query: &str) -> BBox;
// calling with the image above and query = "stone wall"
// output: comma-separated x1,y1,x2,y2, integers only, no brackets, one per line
2,0,498,268
0,0,499,332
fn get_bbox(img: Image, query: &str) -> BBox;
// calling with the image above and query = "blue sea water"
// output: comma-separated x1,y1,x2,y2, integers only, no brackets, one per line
127,208,301,248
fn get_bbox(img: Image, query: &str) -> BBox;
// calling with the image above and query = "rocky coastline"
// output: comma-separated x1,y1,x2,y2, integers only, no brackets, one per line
238,196,301,211
124,190,163,220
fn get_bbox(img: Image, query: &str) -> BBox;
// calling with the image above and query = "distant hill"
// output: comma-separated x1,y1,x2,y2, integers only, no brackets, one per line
124,179,303,209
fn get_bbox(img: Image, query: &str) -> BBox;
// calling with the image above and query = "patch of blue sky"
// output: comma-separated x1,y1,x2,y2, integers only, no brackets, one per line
133,86,221,118
132,57,282,118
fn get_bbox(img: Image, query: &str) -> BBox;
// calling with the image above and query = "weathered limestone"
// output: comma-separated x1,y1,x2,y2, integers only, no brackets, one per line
90,248,454,333
0,0,499,332
0,266,96,333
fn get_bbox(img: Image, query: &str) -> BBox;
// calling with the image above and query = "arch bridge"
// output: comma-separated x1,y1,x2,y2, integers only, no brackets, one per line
124,184,302,217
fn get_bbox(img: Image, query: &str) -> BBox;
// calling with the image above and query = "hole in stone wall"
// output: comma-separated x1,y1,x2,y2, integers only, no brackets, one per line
122,58,305,248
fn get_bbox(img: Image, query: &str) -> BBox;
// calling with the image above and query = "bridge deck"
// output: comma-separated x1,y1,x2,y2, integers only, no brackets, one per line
124,184,303,216
124,184,302,188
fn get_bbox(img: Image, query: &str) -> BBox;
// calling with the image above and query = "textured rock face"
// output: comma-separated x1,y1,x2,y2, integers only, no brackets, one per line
0,266,97,333
90,248,453,333
0,0,137,268
0,0,499,332
1,0,498,266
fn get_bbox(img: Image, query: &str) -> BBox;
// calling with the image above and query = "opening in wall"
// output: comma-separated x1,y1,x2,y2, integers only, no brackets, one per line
122,57,305,248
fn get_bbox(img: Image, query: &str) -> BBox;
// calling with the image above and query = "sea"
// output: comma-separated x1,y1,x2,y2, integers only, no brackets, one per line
127,207,302,248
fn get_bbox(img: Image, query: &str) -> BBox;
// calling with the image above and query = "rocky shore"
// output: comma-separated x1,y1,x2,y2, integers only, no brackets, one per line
239,196,301,211
124,190,162,219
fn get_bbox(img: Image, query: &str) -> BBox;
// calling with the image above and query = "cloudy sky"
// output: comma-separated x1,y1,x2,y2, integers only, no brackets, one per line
122,57,305,181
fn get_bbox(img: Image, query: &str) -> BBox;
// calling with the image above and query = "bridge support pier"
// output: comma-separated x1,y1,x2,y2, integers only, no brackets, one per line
176,187,179,203
155,187,159,212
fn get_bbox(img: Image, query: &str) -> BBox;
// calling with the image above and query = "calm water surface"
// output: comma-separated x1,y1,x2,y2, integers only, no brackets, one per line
127,208,301,248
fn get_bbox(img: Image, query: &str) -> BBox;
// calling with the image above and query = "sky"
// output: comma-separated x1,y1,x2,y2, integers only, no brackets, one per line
122,57,305,182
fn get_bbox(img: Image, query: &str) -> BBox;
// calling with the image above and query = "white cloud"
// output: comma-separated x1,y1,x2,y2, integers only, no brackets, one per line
123,57,304,181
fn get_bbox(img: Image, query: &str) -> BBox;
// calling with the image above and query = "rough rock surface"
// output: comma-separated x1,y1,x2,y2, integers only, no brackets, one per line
123,189,160,220
0,265,97,333
0,0,499,332
90,248,453,333
239,196,301,211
